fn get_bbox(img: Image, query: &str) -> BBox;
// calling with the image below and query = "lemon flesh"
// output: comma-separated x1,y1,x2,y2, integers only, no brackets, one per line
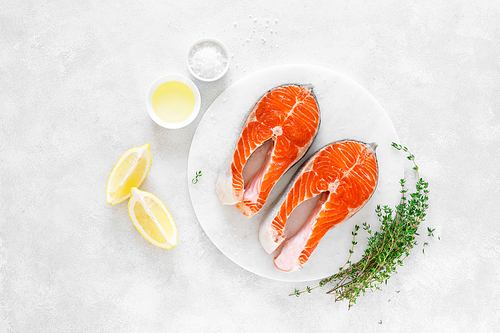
128,188,177,249
106,144,152,205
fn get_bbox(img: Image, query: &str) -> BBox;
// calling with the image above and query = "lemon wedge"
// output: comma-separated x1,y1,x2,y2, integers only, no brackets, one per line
128,187,177,249
106,144,152,205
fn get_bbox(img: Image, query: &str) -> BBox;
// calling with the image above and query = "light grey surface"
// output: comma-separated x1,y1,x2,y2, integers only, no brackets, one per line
1,0,499,332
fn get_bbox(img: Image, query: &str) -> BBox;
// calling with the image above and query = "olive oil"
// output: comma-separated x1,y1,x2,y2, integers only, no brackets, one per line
152,81,195,123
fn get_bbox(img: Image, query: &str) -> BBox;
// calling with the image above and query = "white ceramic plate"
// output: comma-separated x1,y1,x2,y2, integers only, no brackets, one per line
188,64,403,282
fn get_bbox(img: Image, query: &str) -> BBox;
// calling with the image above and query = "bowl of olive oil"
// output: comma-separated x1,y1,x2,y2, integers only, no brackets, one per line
146,74,201,129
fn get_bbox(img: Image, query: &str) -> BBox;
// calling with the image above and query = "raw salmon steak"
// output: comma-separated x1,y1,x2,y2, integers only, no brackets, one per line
259,140,378,272
216,84,320,217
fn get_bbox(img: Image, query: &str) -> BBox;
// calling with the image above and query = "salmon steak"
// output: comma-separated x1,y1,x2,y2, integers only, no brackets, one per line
259,140,379,272
216,84,321,217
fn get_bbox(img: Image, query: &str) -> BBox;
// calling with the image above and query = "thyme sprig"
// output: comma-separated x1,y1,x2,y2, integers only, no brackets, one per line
291,143,433,309
190,170,202,185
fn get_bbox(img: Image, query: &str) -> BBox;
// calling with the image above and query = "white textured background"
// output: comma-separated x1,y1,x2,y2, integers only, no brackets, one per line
1,0,499,332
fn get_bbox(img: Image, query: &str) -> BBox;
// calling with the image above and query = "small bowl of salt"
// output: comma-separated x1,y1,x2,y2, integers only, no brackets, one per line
187,38,230,82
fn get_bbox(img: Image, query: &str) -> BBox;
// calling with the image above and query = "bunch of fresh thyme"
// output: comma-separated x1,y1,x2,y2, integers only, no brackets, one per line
291,142,433,308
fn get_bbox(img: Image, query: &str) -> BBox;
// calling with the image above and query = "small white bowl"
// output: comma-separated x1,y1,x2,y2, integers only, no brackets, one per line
187,37,230,82
146,74,201,129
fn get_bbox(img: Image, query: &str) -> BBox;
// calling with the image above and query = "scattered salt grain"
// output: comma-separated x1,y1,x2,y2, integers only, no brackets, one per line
188,41,228,80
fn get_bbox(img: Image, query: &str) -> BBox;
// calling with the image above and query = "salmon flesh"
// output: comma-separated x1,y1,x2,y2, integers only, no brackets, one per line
216,84,321,217
259,140,379,272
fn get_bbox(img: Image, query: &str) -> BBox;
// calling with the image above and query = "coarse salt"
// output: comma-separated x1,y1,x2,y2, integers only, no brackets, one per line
188,41,228,80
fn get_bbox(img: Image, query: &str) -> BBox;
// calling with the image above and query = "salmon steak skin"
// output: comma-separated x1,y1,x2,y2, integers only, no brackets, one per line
216,84,321,218
259,140,379,272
